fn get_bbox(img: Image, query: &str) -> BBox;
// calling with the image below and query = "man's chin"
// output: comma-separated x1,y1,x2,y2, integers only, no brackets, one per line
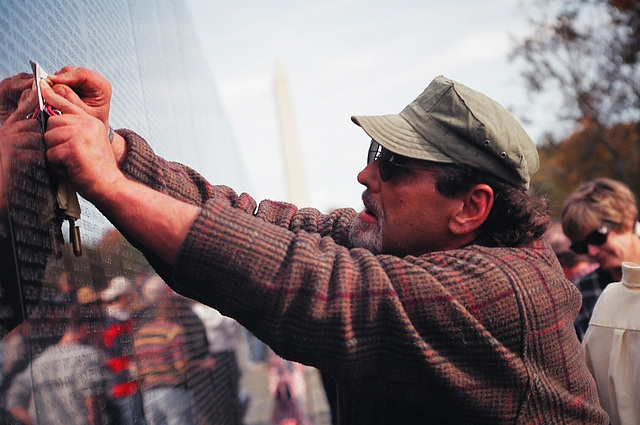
349,219,383,254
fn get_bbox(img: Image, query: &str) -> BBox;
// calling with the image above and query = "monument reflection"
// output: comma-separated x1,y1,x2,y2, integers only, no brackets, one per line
0,0,251,423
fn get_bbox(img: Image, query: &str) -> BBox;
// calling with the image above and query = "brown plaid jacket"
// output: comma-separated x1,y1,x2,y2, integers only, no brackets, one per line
119,130,607,424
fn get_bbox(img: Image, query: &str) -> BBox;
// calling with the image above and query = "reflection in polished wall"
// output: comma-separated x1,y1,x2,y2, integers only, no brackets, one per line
0,0,253,423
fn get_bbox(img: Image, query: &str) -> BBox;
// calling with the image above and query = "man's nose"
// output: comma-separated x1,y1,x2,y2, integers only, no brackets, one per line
357,160,381,191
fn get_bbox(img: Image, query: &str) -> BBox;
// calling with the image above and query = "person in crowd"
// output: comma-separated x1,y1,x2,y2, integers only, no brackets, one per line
243,329,268,365
582,261,640,425
0,271,79,421
268,355,313,425
561,177,640,340
6,286,116,425
192,302,246,425
100,276,146,424
0,67,608,423
134,294,197,425
0,323,30,421
547,221,599,282
319,370,338,425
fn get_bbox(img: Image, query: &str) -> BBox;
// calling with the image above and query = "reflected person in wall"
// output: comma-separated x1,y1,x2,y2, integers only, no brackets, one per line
6,286,116,425
134,294,197,425
138,274,217,425
1,67,609,424
0,75,55,336
192,302,245,425
100,276,146,425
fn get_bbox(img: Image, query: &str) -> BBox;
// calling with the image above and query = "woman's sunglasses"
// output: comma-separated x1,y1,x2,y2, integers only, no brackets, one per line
569,222,613,254
367,141,441,182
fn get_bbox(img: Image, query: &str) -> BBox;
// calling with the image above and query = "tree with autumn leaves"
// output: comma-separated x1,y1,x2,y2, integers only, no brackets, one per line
511,0,640,217
532,119,640,217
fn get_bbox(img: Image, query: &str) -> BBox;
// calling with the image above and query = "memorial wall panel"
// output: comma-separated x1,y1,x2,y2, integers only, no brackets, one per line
0,1,253,423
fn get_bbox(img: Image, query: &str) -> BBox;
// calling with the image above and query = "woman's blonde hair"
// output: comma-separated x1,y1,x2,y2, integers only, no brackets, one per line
562,178,638,241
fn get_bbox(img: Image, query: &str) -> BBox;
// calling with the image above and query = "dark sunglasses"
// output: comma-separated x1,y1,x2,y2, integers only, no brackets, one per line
569,222,613,254
367,141,441,182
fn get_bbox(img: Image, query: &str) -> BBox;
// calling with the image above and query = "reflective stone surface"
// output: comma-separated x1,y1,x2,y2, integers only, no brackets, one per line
0,1,264,423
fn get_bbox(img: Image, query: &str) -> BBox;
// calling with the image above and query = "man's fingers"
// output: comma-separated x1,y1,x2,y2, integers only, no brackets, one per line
49,67,106,101
43,126,72,160
49,66,85,88
0,73,34,124
1,74,32,107
4,117,41,136
39,80,83,116
48,67,111,126
0,73,32,100
43,141,73,176
54,66,80,75
52,66,81,79
2,89,38,126
19,86,33,103
52,84,88,111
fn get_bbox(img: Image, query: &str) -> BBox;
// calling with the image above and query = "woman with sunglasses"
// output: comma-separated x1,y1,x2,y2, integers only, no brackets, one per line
563,179,640,425
561,178,640,341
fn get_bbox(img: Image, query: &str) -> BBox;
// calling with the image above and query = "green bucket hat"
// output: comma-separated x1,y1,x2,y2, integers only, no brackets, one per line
351,76,538,188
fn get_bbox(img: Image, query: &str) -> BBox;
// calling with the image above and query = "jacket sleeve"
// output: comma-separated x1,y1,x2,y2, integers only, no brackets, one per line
117,129,356,239
115,129,357,282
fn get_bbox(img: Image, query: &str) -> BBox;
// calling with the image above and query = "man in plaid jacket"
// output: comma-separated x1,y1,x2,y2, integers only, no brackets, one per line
4,68,607,423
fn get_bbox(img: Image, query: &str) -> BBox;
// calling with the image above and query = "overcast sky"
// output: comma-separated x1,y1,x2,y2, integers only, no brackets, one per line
184,0,561,212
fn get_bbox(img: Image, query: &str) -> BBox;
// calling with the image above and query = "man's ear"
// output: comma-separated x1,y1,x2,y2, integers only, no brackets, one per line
449,184,494,235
